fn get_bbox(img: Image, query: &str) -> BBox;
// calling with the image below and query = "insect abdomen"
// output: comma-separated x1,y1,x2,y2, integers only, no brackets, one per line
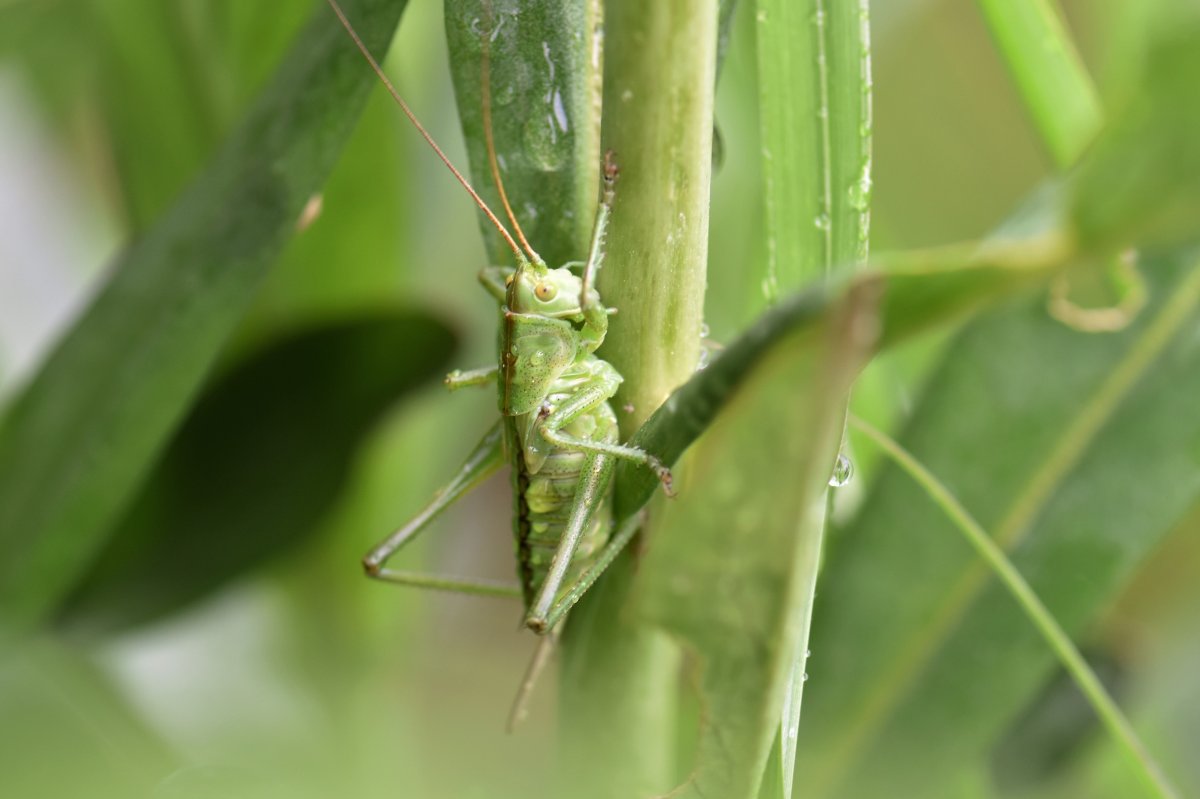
515,383,619,607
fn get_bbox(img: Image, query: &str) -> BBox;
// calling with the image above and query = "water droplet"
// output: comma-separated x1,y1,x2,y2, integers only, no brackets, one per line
813,214,831,231
620,88,634,103
787,727,798,739
699,323,710,339
848,167,872,211
551,89,569,133
829,454,853,487
696,348,710,371
805,648,812,658
542,40,556,73
802,672,809,682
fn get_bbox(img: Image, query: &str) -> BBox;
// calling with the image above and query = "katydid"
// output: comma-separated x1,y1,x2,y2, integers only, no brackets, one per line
325,1,673,641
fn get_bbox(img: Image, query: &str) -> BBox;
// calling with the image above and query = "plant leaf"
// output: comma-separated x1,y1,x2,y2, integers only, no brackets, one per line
615,231,1070,520
56,310,455,633
635,282,877,799
754,0,872,304
0,0,411,633
84,0,317,231
443,0,602,268
0,638,177,798
754,2,873,789
1070,17,1200,252
795,248,1200,798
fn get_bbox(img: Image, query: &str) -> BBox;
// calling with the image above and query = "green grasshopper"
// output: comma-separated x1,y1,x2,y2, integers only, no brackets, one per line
326,1,673,639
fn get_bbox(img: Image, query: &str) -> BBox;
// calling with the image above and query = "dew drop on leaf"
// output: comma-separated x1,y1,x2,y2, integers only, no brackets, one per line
829,453,853,487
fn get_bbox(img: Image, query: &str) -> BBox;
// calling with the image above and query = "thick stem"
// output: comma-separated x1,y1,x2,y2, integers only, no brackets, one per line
558,1,717,797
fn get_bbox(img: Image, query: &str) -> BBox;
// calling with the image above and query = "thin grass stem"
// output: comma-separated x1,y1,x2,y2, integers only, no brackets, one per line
850,413,1180,799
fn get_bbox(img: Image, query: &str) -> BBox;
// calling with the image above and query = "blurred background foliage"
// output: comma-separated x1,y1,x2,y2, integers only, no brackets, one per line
0,0,1197,797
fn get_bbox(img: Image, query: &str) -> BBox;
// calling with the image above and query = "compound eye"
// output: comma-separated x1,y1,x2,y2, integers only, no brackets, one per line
534,282,557,301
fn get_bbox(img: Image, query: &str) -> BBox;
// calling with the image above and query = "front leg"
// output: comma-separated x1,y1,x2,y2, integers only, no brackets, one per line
536,362,673,492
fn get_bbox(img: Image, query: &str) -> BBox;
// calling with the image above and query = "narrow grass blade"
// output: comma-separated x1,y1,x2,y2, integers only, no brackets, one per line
754,4,872,788
850,415,1180,799
755,0,872,300
0,0,411,632
975,0,1102,168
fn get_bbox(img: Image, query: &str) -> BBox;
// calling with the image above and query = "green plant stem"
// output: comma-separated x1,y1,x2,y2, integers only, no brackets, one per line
598,6,713,426
558,1,716,796
850,414,1180,799
975,0,1102,168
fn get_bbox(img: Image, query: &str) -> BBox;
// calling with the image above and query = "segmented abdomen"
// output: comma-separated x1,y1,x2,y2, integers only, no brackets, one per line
512,371,618,608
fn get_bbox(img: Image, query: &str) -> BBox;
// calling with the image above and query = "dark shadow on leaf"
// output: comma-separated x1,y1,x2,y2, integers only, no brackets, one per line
56,309,456,634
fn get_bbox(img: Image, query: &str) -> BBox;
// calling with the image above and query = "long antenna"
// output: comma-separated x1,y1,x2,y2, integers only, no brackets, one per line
479,3,544,266
325,0,525,262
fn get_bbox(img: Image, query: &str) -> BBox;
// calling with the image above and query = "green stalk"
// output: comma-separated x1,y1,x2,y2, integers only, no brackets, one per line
755,0,872,299
850,415,1180,799
975,0,1103,168
755,1,872,794
558,1,716,796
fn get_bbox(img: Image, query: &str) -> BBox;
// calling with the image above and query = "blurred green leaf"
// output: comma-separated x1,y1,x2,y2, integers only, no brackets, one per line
0,0,313,232
57,310,456,633
975,0,1103,169
796,249,1200,798
0,0,411,633
83,0,264,230
635,283,876,799
990,649,1127,793
0,639,177,798
1071,18,1200,252
443,0,602,268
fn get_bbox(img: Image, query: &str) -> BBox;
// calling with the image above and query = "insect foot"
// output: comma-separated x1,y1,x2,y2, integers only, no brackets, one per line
362,553,383,577
650,456,676,498
524,613,550,635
